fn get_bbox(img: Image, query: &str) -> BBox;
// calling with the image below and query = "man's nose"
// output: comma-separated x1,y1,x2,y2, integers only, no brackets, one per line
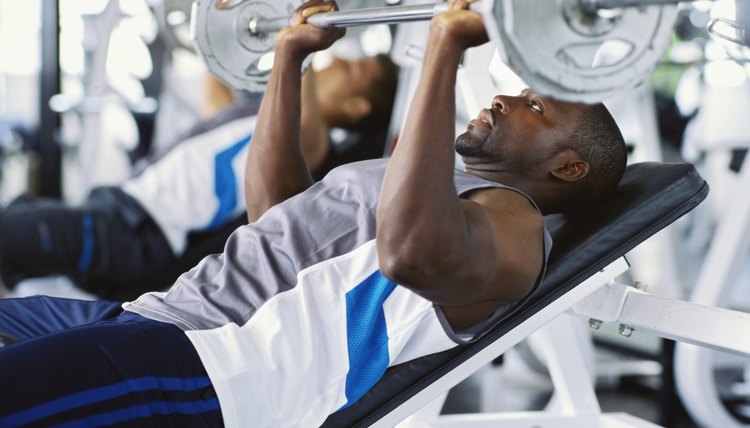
491,95,511,114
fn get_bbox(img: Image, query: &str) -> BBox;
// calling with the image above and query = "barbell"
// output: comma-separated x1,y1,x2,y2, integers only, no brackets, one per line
191,0,679,103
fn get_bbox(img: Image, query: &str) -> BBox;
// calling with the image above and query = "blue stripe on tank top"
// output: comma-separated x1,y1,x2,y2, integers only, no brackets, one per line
340,270,397,409
77,214,94,272
206,134,252,230
51,398,220,428
0,376,213,427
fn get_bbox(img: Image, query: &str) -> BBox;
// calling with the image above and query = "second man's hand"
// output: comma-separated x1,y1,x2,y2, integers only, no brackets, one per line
245,0,345,222
275,0,347,64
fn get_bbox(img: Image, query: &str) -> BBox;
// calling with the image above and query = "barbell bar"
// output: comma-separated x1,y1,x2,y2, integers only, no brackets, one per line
247,0,693,35
192,0,680,103
248,2,467,35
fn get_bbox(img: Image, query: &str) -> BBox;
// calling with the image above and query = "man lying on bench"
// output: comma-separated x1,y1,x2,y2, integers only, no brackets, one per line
0,0,626,426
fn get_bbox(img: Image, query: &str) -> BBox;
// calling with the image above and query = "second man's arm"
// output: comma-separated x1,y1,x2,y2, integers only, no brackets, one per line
244,0,344,222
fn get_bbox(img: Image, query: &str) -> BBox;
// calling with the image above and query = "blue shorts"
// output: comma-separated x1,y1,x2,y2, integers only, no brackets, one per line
0,296,222,427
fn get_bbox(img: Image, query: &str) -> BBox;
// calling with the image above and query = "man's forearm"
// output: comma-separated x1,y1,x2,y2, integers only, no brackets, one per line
299,69,330,173
245,48,315,223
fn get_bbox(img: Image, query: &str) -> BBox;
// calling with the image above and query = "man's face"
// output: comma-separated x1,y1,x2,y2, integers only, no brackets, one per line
315,56,383,127
455,90,583,175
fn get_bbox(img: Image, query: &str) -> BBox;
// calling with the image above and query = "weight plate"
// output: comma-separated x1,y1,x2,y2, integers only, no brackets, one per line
481,0,678,103
192,0,313,93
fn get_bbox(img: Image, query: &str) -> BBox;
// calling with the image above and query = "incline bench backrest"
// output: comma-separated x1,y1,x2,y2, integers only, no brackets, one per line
322,161,709,427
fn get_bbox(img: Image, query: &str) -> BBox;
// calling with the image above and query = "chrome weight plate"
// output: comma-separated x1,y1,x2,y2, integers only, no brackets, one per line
480,0,678,103
192,0,312,93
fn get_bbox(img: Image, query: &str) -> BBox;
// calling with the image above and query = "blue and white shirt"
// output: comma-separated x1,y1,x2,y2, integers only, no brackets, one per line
121,116,257,255
124,158,552,427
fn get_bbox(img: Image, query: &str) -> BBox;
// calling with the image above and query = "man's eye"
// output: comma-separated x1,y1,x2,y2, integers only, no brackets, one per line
530,100,543,114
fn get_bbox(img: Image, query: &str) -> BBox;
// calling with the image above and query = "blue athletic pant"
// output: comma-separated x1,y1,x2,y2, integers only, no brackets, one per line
0,296,222,427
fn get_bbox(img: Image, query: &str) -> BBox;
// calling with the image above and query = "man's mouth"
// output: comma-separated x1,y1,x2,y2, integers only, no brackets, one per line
468,109,493,130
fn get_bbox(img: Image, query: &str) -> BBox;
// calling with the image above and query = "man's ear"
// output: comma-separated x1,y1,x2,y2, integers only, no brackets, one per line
550,150,589,182
342,97,372,121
